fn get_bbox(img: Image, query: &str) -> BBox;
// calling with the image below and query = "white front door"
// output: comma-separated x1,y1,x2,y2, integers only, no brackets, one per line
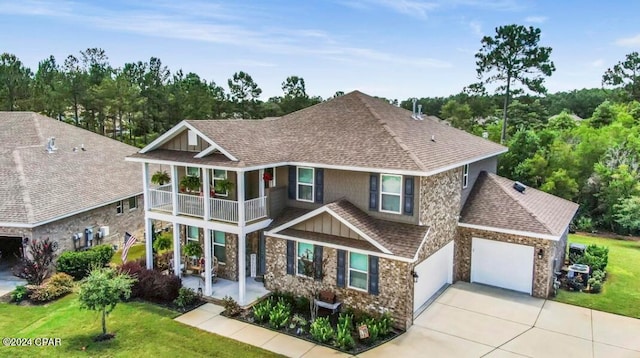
413,241,454,313
471,237,534,294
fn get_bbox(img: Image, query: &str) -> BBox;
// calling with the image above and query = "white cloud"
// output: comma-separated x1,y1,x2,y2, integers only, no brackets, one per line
524,16,548,24
343,0,439,19
469,21,483,37
589,59,605,68
615,33,640,47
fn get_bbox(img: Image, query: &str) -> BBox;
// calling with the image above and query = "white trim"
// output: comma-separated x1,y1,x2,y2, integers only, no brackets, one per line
267,205,393,254
458,222,560,241
115,200,124,215
412,227,432,262
194,145,218,158
347,251,369,291
186,166,200,178
211,230,226,264
212,169,228,197
0,222,32,228
379,174,402,214
184,122,238,161
295,241,315,278
462,164,469,189
128,196,138,211
296,166,315,203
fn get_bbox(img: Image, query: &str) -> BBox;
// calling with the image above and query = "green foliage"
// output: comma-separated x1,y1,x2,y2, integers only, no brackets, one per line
29,273,75,303
574,244,609,272
590,101,616,128
602,52,640,102
78,267,135,335
151,170,170,185
11,285,28,303
591,269,606,281
179,175,201,192
336,313,355,350
588,278,603,293
289,313,308,331
252,298,273,323
575,216,594,232
268,299,291,329
440,99,473,130
92,244,115,266
12,237,57,285
540,168,579,200
309,317,335,343
614,196,640,234
222,295,241,316
153,232,172,252
358,312,393,343
173,287,198,310
183,241,202,258
57,245,114,280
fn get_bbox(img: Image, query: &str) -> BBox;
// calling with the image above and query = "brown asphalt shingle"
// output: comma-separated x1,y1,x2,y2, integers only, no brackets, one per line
134,91,506,173
0,112,145,225
460,172,579,237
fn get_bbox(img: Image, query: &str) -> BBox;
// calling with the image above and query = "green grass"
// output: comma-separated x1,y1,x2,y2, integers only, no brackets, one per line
0,294,283,358
110,244,146,265
554,234,640,318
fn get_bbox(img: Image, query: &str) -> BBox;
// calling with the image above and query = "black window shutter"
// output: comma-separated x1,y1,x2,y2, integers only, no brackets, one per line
369,174,379,210
288,166,296,200
286,240,295,275
369,256,379,295
337,249,346,287
313,245,323,281
404,176,414,215
315,168,324,204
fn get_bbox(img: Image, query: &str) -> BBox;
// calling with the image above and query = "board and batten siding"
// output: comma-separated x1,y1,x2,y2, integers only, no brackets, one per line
160,129,210,152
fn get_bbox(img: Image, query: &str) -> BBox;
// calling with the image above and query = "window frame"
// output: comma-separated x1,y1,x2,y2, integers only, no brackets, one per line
186,166,200,178
212,169,228,197
348,252,369,292
212,230,226,264
296,242,315,278
128,196,138,211
186,225,199,243
379,174,403,214
116,200,124,215
296,167,315,203
462,164,469,189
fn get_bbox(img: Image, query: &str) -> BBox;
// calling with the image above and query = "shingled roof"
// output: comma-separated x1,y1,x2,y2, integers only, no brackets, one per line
132,91,506,174
267,199,430,260
459,172,579,238
0,112,144,226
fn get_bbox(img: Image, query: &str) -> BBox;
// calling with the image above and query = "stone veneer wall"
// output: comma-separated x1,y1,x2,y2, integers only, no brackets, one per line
1,195,144,255
456,227,555,297
264,236,414,329
415,168,462,274
218,233,238,281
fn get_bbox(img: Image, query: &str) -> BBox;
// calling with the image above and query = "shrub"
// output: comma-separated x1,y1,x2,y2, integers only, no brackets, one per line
153,233,172,252
11,285,29,303
588,278,603,293
289,313,308,332
269,299,291,329
12,238,57,285
363,318,380,342
575,216,594,232
294,296,310,313
57,245,114,280
591,269,606,281
344,307,373,325
336,313,355,350
309,317,335,343
574,245,608,272
131,268,181,303
271,291,295,307
118,260,144,278
91,245,115,266
222,295,241,316
48,273,74,291
173,287,199,309
253,298,273,323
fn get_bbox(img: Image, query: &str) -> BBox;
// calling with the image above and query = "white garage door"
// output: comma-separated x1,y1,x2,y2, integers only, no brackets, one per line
471,237,534,294
413,241,454,313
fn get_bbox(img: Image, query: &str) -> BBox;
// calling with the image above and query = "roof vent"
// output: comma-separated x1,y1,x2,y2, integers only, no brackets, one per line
45,137,57,153
411,98,417,119
431,135,436,142
417,104,423,120
513,181,526,193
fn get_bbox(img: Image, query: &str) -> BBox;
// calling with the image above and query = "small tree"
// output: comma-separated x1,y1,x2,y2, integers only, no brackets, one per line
78,267,135,340
12,237,57,285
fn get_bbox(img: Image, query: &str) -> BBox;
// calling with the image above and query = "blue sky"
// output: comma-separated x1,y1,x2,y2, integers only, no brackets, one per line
1,0,639,100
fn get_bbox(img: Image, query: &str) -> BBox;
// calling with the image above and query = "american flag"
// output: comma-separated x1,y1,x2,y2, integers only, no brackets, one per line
121,232,137,262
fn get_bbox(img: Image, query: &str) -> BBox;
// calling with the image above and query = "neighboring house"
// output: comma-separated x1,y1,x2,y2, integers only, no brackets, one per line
128,91,578,330
0,112,145,261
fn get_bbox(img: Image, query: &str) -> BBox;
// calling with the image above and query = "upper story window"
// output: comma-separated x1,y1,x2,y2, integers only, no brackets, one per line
186,166,200,177
296,242,315,277
128,196,138,210
187,130,198,146
349,252,368,291
187,226,199,242
380,174,402,214
213,169,228,196
462,164,469,189
116,200,124,215
297,167,314,202
212,230,226,264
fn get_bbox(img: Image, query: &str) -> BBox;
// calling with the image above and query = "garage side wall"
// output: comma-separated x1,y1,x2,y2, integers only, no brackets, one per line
456,227,555,297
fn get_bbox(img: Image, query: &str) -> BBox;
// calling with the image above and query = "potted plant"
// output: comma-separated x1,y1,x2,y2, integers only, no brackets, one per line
151,170,171,185
214,179,234,196
180,176,201,193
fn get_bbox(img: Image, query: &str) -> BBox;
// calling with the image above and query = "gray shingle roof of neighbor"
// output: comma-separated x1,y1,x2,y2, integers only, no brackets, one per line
268,199,430,259
459,171,580,237
134,91,507,173
0,112,144,225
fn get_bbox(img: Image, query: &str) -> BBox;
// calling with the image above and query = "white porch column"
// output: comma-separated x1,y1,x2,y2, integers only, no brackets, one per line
238,171,245,225
142,163,151,210
238,231,246,305
258,168,265,198
203,169,211,221
145,217,153,269
204,228,212,296
171,165,179,216
172,222,181,278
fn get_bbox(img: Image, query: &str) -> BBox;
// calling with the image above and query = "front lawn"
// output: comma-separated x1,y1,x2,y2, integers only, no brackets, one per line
110,244,146,265
554,234,640,318
0,294,282,358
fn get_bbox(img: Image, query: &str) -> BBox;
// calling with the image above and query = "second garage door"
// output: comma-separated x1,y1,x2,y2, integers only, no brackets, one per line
413,241,454,313
471,237,534,294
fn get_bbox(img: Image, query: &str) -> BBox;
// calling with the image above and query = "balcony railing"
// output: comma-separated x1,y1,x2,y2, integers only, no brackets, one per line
209,197,239,223
245,196,267,222
149,184,173,213
177,193,204,217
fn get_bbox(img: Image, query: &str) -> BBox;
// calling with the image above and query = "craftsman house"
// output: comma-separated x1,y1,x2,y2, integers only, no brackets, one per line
127,91,578,329
0,112,146,265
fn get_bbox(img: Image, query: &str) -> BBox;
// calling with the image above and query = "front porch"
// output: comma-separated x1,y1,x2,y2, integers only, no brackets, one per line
182,275,270,305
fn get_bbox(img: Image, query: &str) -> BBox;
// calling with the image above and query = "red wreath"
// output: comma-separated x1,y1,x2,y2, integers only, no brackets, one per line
263,172,273,182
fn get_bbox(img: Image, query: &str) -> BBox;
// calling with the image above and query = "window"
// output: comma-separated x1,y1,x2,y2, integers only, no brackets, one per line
187,130,198,146
212,230,226,264
462,164,469,189
212,169,228,196
380,174,402,214
349,252,368,290
187,226,199,242
128,196,138,210
186,166,200,177
297,242,314,277
297,167,314,202
116,200,123,214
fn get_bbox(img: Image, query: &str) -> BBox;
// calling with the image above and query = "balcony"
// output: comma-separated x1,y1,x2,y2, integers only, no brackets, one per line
148,184,268,224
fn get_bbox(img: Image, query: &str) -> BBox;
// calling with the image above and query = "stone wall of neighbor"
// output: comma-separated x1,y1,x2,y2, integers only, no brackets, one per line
456,227,555,297
264,236,414,329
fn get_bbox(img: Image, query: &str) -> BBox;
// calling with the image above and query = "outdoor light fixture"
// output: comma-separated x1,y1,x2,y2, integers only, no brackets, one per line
538,249,544,259
411,270,419,283
197,287,203,297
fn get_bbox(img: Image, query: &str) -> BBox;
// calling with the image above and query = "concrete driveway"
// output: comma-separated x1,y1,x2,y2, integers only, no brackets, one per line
0,261,26,297
361,282,640,358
